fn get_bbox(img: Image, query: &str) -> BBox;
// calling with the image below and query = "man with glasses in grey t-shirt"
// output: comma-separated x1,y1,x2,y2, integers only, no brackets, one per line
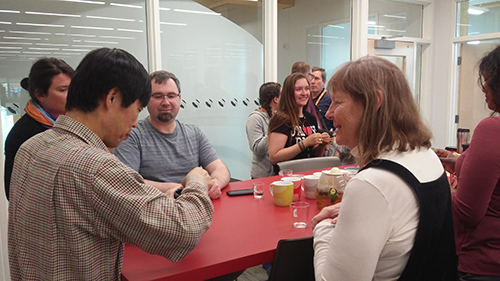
114,71,230,199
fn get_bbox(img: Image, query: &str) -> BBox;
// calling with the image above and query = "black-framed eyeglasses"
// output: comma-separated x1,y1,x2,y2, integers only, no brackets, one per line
151,93,180,101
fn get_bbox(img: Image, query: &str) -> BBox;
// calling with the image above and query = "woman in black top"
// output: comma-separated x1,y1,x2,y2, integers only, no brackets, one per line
268,73,331,174
4,58,74,200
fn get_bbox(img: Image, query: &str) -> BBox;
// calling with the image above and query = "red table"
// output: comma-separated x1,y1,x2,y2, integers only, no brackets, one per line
121,169,330,281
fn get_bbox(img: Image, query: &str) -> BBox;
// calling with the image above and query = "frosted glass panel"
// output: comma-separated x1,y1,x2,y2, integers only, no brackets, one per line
278,0,351,83
158,0,263,180
369,0,423,38
456,1,500,37
0,0,148,150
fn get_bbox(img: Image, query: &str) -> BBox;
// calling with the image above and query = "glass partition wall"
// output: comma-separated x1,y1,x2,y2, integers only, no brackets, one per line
158,0,263,181
452,0,500,143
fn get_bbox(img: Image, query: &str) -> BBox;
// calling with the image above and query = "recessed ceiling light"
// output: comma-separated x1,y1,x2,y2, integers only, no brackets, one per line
62,48,92,52
327,25,345,29
383,14,406,19
17,22,65,28
10,30,51,35
0,21,12,25
159,7,171,11
69,33,96,37
71,25,113,31
23,51,52,54
86,15,135,22
0,10,20,14
4,36,41,40
36,43,69,47
110,3,142,9
160,22,187,26
84,40,118,44
0,41,33,45
468,7,488,15
53,52,82,55
173,9,220,16
100,35,134,40
385,29,406,33
60,0,105,4
117,28,143,33
0,46,22,50
467,41,480,45
29,47,60,51
25,11,80,17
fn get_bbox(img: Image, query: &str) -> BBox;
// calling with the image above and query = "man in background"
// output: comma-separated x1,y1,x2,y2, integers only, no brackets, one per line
114,70,230,199
310,67,334,131
8,48,214,280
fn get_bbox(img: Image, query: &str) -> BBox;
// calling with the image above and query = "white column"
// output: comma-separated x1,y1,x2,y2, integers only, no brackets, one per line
264,0,278,82
145,0,162,72
351,0,369,60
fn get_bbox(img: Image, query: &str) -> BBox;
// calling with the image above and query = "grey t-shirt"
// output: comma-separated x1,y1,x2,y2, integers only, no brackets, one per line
114,118,219,183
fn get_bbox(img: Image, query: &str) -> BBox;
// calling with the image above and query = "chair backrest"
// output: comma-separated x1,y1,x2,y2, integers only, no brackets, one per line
277,156,341,173
268,236,315,281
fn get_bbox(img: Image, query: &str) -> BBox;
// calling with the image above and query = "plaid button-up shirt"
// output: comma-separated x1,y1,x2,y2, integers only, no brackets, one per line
8,115,213,280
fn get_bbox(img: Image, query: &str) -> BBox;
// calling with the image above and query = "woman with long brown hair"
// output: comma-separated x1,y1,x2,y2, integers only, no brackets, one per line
312,56,457,280
268,73,331,174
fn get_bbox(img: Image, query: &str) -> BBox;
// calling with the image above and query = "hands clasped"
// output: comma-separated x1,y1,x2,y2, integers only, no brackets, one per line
304,132,332,148
434,149,459,174
311,203,341,229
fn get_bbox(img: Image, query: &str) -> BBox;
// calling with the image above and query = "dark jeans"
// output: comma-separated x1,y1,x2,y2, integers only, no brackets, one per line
460,272,500,281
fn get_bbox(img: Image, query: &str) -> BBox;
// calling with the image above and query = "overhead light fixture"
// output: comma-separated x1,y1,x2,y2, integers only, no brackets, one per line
159,7,171,11
110,3,142,9
68,33,96,37
385,29,406,33
26,11,80,17
367,20,377,25
0,46,22,50
160,22,187,26
60,0,105,4
53,52,82,55
383,14,406,19
24,51,52,55
0,10,20,14
327,24,345,29
72,44,103,48
0,21,12,25
36,43,69,47
84,40,118,44
86,15,135,22
62,48,92,52
100,35,134,40
11,30,51,35
29,47,60,51
0,50,21,54
17,22,65,28
0,41,33,45
468,7,488,15
117,28,143,33
71,25,113,31
174,9,220,16
467,41,480,45
4,36,41,40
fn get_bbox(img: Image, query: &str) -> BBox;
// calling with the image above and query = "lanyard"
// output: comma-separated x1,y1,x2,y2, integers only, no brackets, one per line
314,89,326,106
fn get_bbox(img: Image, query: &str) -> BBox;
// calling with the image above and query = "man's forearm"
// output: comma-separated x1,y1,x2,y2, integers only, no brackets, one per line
210,167,230,189
145,179,182,193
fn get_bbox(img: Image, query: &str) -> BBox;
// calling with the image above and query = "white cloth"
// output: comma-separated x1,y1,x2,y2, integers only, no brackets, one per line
313,148,444,281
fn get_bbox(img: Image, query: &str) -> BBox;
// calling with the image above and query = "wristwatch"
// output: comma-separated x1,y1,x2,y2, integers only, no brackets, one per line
174,187,183,199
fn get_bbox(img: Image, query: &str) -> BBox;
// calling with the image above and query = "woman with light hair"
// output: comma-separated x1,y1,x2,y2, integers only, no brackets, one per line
312,56,458,280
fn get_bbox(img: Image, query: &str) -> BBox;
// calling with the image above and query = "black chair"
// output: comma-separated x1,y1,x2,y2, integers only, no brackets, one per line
268,236,315,281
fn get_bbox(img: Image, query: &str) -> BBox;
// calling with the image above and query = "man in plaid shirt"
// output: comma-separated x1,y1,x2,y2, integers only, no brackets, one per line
8,48,214,280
